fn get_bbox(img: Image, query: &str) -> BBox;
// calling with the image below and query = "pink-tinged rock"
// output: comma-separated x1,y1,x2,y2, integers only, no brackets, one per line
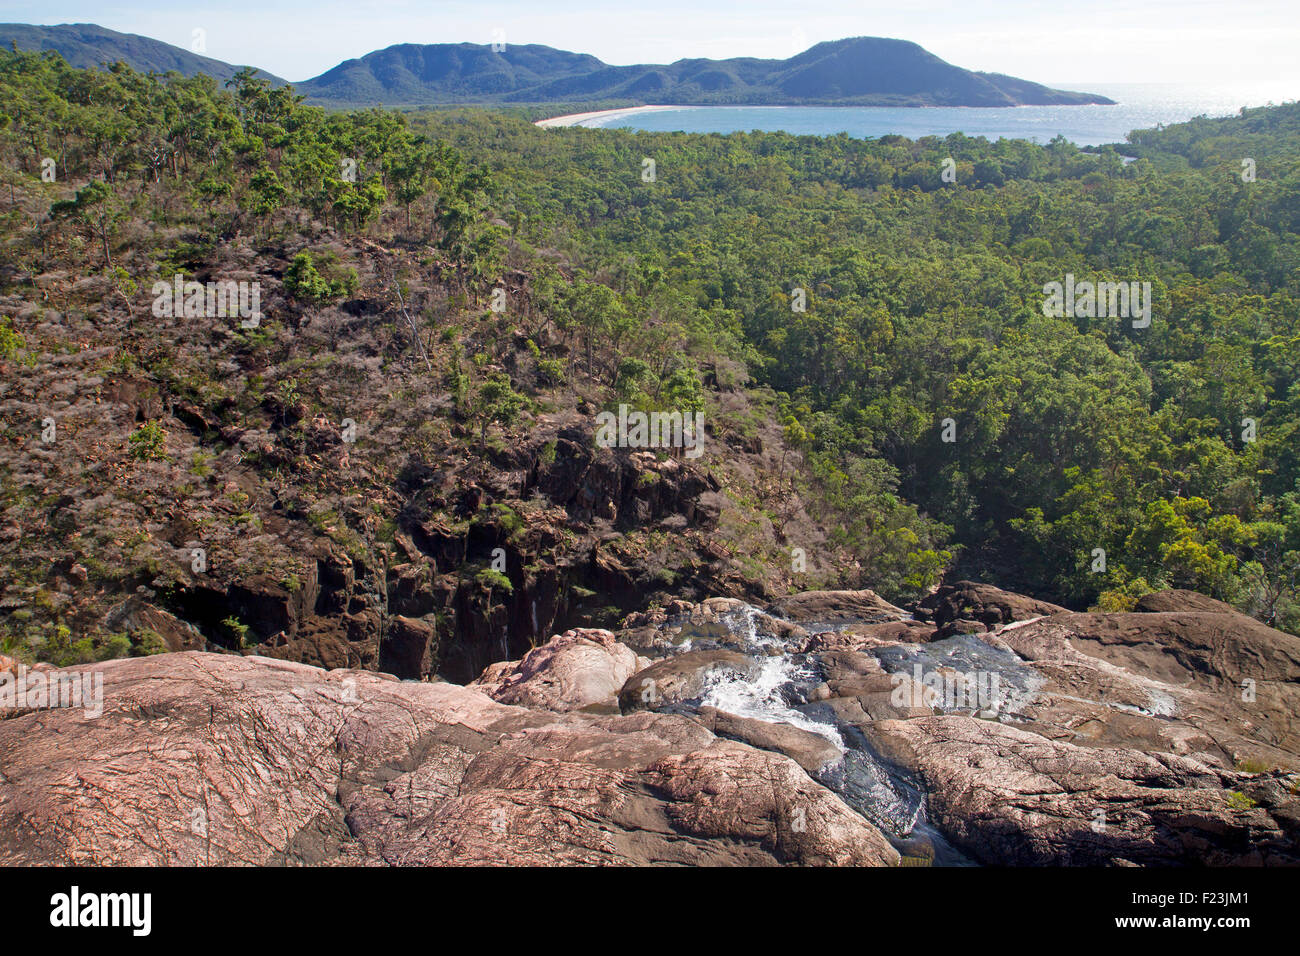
469,628,640,712
0,652,898,866
993,609,1300,764
862,714,1300,866
471,660,515,693
695,705,843,774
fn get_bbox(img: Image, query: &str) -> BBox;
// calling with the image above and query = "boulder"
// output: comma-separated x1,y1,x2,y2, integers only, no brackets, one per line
1133,589,1241,614
620,597,806,655
261,614,378,671
102,595,205,653
619,649,753,713
695,705,843,774
913,581,1066,636
802,648,935,723
804,620,937,651
378,615,437,679
470,628,640,712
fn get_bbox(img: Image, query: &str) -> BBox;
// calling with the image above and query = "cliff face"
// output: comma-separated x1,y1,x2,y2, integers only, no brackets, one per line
0,232,838,684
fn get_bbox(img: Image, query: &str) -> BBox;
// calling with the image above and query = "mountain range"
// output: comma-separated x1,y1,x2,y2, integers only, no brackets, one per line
0,23,1114,108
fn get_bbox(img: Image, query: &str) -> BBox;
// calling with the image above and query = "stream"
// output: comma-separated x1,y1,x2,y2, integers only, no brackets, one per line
650,601,1049,866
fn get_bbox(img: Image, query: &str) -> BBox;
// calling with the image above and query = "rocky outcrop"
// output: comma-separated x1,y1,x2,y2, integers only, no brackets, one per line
766,589,905,627
804,620,937,650
378,615,439,677
102,594,205,652
0,291,774,690
912,580,1066,637
620,597,807,656
0,652,898,867
862,715,1299,866
619,649,752,712
6,584,1297,868
469,627,644,712
1133,589,1242,614
996,607,1300,763
606,585,1300,866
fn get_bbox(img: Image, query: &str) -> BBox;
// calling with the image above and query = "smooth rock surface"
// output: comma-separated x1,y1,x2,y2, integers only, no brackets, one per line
862,715,1299,865
469,627,641,712
0,652,898,866
619,649,753,713
914,581,1066,637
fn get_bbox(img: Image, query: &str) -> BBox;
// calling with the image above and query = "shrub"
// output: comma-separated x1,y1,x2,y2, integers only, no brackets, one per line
1235,758,1273,774
537,358,566,386
1226,791,1258,810
128,421,167,460
0,318,24,360
221,616,251,648
474,568,513,593
283,252,358,305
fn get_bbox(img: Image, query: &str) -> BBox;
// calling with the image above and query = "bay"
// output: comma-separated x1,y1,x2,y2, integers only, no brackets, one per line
573,82,1298,146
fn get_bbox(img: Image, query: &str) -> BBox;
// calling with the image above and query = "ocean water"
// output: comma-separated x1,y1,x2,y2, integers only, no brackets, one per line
577,83,1298,146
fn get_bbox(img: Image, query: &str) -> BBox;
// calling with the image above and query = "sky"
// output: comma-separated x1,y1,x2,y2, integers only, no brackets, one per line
4,0,1299,90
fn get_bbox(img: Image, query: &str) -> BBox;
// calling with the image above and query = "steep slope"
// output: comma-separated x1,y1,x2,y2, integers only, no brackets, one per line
0,226,828,684
0,22,285,85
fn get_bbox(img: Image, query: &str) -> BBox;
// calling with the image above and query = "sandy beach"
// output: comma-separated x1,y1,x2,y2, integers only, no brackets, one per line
534,105,681,128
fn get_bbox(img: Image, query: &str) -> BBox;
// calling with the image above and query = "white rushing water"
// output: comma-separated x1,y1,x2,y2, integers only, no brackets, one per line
679,602,847,750
661,600,973,859
698,654,846,752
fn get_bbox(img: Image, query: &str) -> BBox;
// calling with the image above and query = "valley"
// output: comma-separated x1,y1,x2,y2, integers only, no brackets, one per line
0,32,1298,874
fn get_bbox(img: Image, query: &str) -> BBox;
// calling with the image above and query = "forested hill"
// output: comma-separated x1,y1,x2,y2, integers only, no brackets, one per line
297,37,1114,107
413,99,1300,630
0,22,285,86
0,25,1111,108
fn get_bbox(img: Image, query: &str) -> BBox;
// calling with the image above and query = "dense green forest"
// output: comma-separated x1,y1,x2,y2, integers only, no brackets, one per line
410,103,1300,630
2,48,1299,641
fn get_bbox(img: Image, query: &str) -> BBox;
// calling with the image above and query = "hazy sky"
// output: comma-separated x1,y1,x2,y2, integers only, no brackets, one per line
6,0,1300,88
